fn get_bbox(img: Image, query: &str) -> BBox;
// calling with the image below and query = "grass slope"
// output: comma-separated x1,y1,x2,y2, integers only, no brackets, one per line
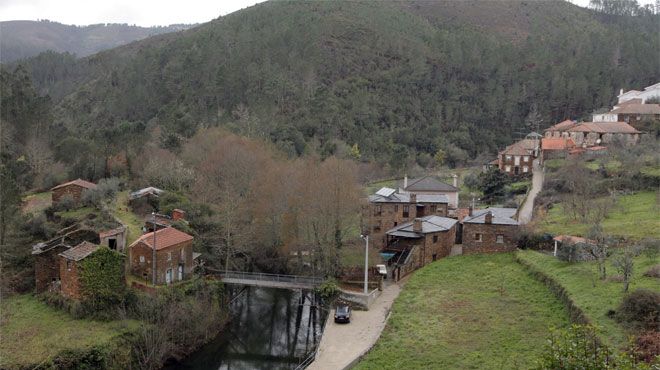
0,295,136,367
538,191,660,239
356,253,569,370
110,191,145,244
516,250,659,349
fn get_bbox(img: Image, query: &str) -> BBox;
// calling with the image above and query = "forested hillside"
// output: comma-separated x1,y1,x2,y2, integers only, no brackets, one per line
8,0,660,171
0,20,192,63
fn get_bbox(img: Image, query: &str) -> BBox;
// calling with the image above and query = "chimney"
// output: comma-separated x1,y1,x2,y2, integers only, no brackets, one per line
468,206,473,217
410,193,417,203
172,209,186,221
485,211,493,224
619,88,624,96
413,218,423,233
404,174,408,189
452,174,458,188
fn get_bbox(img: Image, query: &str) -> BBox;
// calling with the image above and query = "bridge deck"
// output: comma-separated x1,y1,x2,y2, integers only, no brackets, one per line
218,271,323,290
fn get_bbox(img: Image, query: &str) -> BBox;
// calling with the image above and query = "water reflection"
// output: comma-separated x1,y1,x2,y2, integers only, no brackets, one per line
172,287,326,370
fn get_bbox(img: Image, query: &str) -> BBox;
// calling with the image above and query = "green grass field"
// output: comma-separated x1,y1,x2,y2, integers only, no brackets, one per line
110,191,145,244
537,191,660,239
356,253,570,370
21,191,51,214
0,295,137,367
516,250,659,349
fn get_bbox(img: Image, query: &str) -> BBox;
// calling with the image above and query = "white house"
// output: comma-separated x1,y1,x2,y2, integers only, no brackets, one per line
617,82,660,104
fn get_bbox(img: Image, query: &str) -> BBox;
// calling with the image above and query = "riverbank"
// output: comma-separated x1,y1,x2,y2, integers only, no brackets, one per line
308,281,402,370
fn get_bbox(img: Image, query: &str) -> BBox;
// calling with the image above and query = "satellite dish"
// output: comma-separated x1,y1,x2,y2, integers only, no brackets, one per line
596,139,602,144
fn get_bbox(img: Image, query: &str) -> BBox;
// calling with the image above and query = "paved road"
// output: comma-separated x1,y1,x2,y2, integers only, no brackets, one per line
518,160,544,224
308,282,402,370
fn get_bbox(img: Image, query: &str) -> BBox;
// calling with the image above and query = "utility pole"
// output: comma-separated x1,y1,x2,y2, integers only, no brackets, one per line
152,212,157,286
362,234,369,294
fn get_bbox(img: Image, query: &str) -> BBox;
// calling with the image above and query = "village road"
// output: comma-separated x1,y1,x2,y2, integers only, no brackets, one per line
308,282,402,370
518,159,544,224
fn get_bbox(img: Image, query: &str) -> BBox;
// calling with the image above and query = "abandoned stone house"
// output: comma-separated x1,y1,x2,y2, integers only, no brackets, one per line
461,208,519,254
128,186,165,214
544,120,641,146
367,187,449,248
382,216,458,280
33,240,70,293
51,179,97,204
58,242,100,299
397,175,460,208
128,227,197,285
99,226,127,252
497,139,538,176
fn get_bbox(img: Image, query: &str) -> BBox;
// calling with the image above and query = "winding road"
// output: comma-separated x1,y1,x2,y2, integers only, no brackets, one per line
517,159,544,224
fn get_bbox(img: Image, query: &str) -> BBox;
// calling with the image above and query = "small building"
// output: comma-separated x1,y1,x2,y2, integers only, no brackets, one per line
59,242,125,300
461,208,519,254
398,175,460,208
617,82,660,104
541,137,576,161
367,187,449,248
128,227,196,285
497,139,538,176
566,121,641,146
32,240,70,293
59,242,101,299
129,186,165,214
99,226,127,252
544,120,576,138
129,186,165,201
143,209,187,232
382,215,458,280
609,103,660,127
51,179,97,204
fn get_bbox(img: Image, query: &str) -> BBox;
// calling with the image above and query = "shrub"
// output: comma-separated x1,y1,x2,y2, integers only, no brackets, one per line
54,194,76,211
556,242,595,263
643,265,660,279
24,213,56,239
634,331,660,364
316,278,340,299
641,238,659,263
515,229,552,250
615,289,660,331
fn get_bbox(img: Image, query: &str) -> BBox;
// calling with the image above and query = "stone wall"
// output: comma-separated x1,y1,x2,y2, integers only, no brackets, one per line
462,223,518,254
59,257,81,299
34,245,69,293
52,184,86,203
366,201,448,248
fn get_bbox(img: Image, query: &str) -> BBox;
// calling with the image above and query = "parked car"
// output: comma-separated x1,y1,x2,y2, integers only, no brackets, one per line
334,305,351,323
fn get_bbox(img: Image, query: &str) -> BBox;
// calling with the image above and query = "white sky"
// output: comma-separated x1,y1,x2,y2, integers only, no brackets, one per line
0,0,655,27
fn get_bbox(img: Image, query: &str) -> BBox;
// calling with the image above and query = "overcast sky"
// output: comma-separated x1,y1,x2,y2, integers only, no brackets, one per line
0,0,655,27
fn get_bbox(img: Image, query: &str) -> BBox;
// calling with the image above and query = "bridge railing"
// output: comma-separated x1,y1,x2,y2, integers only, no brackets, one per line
219,271,324,286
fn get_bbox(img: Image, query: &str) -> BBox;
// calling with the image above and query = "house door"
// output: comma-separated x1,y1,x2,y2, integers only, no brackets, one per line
166,269,172,284
178,264,184,281
514,156,520,165
108,238,117,250
514,166,520,175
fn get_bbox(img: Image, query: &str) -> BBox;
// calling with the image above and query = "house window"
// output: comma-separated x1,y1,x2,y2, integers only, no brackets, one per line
505,165,511,172
430,205,437,213
523,166,529,173
168,252,172,261
66,260,73,271
505,155,512,161
496,235,504,244
474,233,483,242
180,248,185,260
373,205,382,216
394,205,398,212
373,221,381,232
523,156,529,162
403,205,409,218
433,235,438,243
139,255,145,263
393,222,398,227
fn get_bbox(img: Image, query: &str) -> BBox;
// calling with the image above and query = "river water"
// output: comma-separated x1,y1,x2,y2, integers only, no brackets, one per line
170,287,326,370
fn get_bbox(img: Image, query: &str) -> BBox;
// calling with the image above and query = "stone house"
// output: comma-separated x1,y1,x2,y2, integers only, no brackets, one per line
32,240,70,293
461,208,519,254
99,226,127,252
51,179,97,204
367,187,449,248
566,122,641,146
59,242,100,299
382,216,457,280
398,175,460,208
608,103,660,129
143,209,186,232
544,120,577,138
128,227,196,285
498,139,538,176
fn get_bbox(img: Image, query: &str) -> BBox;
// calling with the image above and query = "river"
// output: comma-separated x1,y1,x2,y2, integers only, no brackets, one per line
170,287,327,370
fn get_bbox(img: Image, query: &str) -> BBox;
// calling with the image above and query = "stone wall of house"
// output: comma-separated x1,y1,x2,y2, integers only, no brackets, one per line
499,153,533,176
59,258,81,299
367,202,448,247
52,184,86,203
462,223,518,254
129,240,193,285
34,246,69,293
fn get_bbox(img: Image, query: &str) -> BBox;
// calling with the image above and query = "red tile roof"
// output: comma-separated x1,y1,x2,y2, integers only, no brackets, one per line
567,122,640,134
553,235,595,245
610,103,660,115
131,227,193,250
501,139,536,156
99,227,125,239
52,178,97,191
542,138,576,151
544,119,575,132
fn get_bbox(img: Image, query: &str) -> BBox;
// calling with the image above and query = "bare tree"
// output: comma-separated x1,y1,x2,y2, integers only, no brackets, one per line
587,224,609,280
613,246,641,292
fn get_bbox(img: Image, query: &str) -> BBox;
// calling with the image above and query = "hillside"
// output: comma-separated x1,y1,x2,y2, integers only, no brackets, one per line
0,20,193,63
10,1,660,169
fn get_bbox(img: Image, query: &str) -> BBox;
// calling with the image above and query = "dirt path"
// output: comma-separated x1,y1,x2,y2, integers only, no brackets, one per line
518,159,544,224
308,282,402,370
